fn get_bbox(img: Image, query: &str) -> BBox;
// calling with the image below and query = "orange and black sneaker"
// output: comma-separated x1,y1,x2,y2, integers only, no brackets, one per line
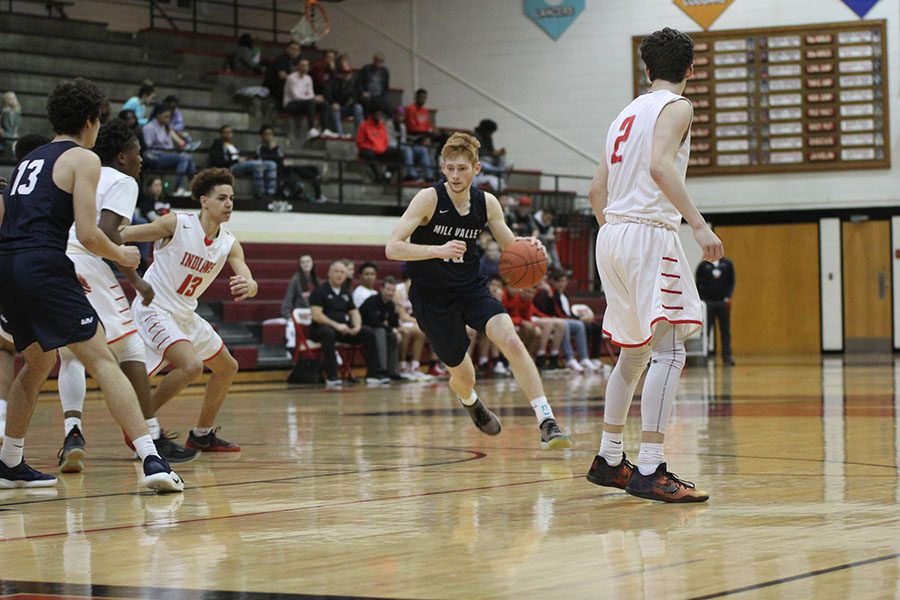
186,427,241,453
586,453,635,490
625,463,709,503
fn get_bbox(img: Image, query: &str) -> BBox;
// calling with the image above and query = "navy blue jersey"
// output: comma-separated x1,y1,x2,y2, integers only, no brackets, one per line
0,140,79,254
407,184,487,291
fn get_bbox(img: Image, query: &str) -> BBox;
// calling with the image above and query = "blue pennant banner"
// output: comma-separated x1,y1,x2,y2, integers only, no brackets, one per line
840,0,880,18
524,0,586,41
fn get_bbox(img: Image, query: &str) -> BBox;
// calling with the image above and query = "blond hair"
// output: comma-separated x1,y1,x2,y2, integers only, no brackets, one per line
2,91,20,113
441,132,480,165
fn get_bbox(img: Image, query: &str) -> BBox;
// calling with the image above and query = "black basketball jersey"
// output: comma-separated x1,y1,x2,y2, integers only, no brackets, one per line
407,183,487,291
0,140,78,254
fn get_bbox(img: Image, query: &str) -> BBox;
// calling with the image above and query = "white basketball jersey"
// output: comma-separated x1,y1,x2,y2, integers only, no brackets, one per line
604,89,691,229
144,212,235,320
67,167,138,255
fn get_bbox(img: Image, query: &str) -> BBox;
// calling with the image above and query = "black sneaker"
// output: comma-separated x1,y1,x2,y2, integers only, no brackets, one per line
625,462,709,503
185,427,241,453
142,455,184,493
540,418,573,450
154,431,200,463
535,355,546,370
0,459,57,488
460,398,502,435
58,426,86,473
586,453,635,490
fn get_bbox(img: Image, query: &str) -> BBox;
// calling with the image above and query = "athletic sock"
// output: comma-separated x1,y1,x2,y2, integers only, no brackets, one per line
410,360,420,372
133,434,160,461
0,436,24,468
64,417,82,436
536,351,546,357
458,391,477,407
637,442,665,476
598,431,624,466
145,417,161,440
530,396,554,424
478,357,488,367
193,426,213,437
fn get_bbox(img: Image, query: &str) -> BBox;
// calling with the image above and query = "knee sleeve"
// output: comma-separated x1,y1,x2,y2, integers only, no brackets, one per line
110,333,147,364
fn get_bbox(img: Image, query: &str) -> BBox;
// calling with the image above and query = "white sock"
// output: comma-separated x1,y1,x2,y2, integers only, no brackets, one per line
530,396,554,424
193,426,213,437
145,417,161,440
132,434,159,461
599,430,624,466
459,391,477,406
410,360,420,371
64,417,82,436
637,442,665,476
0,436,24,468
536,351,545,357
478,356,488,366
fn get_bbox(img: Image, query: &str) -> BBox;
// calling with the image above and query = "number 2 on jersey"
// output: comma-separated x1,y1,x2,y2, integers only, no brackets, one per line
176,274,203,297
610,115,636,164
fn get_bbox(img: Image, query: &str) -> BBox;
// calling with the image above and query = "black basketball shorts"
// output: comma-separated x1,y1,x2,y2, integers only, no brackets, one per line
409,282,507,368
0,249,99,352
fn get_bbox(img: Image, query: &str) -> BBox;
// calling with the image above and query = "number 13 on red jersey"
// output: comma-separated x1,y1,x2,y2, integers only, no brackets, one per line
610,115,636,164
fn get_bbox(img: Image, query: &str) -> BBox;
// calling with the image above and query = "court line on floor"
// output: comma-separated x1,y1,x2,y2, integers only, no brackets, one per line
690,551,900,599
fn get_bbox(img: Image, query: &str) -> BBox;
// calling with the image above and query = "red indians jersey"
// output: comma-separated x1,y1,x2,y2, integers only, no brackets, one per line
144,212,235,320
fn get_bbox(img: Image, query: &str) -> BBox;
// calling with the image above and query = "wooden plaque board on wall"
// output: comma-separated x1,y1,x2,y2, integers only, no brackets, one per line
632,20,890,176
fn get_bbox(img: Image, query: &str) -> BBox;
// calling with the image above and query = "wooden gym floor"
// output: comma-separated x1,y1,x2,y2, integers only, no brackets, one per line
0,355,898,599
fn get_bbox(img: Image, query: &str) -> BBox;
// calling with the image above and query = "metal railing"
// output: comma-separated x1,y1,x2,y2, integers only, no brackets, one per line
148,0,304,42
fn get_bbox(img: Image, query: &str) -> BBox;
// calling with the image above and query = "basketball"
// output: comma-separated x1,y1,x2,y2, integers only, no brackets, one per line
498,239,547,288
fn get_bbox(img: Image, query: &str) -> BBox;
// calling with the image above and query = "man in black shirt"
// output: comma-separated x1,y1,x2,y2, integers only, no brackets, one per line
695,257,736,366
359,276,404,380
263,41,300,111
309,260,387,386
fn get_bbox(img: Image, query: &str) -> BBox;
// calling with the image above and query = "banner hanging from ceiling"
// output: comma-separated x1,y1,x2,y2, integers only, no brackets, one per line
672,0,735,30
839,0,880,18
524,0,585,40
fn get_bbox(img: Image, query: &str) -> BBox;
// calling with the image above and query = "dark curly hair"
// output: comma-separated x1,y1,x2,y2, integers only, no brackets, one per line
191,168,234,201
46,78,109,136
14,134,51,163
639,28,694,84
92,119,138,165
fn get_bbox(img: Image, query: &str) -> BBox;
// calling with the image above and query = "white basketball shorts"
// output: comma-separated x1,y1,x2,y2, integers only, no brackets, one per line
68,253,137,344
131,300,224,376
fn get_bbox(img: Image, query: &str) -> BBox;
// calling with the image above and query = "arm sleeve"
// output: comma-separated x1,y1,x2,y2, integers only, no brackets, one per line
101,177,139,223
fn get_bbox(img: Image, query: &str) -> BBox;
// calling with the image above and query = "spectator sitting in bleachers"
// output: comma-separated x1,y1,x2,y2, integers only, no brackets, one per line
512,286,567,370
0,91,21,158
310,49,338,95
281,254,319,350
356,52,393,116
162,95,201,152
283,58,331,139
502,285,540,357
264,41,301,111
352,261,379,308
535,267,601,372
309,260,387,387
325,55,363,138
256,125,326,203
118,109,146,153
531,205,561,268
403,88,437,179
392,106,434,182
340,258,355,294
137,176,170,222
122,83,156,127
479,240,500,278
473,275,510,376
357,109,402,183
229,33,264,74
142,105,195,197
510,194,533,236
393,269,431,380
473,118,507,191
208,125,277,198
359,275,408,381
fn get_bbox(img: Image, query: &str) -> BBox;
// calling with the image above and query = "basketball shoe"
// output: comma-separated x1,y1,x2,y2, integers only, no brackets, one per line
539,419,573,450
460,398,501,435
185,427,241,452
155,431,200,463
57,425,86,473
141,455,184,493
586,453,634,490
625,463,710,503
0,459,57,488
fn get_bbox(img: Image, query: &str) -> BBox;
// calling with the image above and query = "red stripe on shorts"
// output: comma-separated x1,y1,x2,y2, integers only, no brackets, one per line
662,305,684,310
661,289,683,295
661,273,681,278
662,256,678,262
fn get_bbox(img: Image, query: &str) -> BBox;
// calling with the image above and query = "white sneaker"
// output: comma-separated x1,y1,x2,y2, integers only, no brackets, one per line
325,379,343,387
493,362,509,376
307,127,321,138
172,187,191,197
580,358,597,371
566,358,584,372
366,376,391,385
322,129,337,137
398,371,416,381
590,359,602,370
411,370,433,381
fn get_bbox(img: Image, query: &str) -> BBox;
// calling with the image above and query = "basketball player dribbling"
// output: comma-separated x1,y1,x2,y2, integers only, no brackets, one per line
0,79,183,491
56,119,198,474
120,168,256,453
386,132,572,449
585,28,723,502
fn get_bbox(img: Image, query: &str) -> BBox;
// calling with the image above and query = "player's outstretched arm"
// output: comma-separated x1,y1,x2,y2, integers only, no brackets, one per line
385,188,465,261
120,212,177,243
588,156,609,227
71,150,139,269
650,100,724,261
227,240,259,302
98,209,155,306
485,192,545,255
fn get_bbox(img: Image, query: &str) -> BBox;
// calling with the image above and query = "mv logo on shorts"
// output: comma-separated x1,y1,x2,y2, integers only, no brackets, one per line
80,316,94,326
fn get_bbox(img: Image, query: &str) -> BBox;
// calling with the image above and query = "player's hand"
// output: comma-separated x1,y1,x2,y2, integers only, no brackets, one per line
117,246,141,269
435,240,466,260
76,274,92,294
335,323,351,334
230,276,258,302
693,225,724,262
134,278,155,307
515,236,547,257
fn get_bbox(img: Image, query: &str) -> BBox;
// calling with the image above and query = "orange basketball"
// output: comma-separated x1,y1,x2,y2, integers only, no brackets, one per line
498,239,547,288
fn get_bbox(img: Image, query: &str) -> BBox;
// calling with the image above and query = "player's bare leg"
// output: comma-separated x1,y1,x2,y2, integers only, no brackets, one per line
0,337,15,440
445,353,501,435
484,313,572,449
186,348,240,452
152,341,204,413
